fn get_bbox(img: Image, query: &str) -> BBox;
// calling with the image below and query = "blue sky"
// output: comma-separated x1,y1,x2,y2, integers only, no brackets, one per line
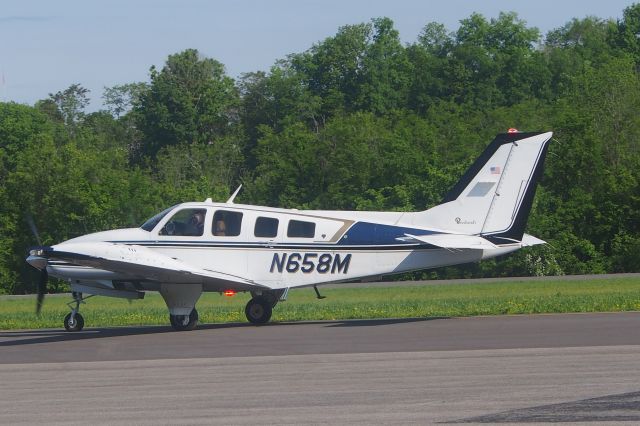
0,0,636,110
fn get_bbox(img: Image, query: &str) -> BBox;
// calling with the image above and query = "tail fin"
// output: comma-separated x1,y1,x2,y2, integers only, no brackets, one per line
415,131,552,243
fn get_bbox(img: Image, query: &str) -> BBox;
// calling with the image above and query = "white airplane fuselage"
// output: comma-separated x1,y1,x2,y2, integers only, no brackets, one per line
46,205,523,291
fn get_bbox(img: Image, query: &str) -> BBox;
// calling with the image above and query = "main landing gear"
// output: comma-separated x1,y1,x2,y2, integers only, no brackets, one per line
244,290,286,325
245,297,272,324
169,308,199,331
64,292,93,332
160,283,203,332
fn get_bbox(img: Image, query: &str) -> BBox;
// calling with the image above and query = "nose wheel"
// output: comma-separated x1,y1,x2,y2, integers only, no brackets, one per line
64,312,84,332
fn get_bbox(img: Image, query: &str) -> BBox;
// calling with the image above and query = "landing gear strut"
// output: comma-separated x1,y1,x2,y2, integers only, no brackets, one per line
64,292,92,332
170,308,199,331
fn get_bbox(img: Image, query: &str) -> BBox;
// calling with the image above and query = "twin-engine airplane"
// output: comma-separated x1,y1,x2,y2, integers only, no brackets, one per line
27,130,552,331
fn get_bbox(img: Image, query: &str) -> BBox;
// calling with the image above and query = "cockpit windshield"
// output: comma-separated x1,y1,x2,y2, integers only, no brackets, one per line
140,205,178,231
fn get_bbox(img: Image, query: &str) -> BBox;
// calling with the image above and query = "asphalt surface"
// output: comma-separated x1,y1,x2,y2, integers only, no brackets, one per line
1,313,639,424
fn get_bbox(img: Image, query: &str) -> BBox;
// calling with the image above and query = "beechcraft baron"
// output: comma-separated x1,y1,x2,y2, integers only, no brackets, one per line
27,130,552,331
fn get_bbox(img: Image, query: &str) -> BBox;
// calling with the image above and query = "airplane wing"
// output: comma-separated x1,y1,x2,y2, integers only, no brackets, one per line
403,233,498,250
38,242,268,292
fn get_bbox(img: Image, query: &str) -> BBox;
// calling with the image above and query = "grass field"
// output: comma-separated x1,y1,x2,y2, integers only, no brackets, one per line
1,277,639,330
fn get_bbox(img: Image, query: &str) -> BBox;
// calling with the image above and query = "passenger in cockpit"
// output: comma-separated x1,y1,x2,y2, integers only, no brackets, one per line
214,218,226,236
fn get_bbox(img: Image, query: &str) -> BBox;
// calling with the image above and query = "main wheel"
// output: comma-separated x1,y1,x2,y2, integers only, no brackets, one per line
170,308,199,331
64,312,84,332
245,297,272,324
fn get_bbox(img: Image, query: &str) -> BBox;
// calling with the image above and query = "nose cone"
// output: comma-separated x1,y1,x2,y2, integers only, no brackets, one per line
26,254,48,270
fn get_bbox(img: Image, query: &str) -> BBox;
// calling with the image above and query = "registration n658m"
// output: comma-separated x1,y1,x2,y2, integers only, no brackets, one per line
270,253,352,274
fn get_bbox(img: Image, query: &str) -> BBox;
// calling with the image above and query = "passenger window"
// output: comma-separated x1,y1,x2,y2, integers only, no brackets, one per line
213,210,243,237
287,220,315,238
160,208,206,236
255,217,279,238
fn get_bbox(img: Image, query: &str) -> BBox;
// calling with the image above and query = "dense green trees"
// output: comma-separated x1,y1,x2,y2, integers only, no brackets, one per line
134,49,239,160
2,5,640,293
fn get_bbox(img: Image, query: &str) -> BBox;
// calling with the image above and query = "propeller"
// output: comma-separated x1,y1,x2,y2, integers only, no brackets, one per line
26,213,42,246
36,269,47,316
25,213,48,315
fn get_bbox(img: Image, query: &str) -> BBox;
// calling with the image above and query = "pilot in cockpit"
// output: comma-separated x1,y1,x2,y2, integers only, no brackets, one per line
189,211,205,236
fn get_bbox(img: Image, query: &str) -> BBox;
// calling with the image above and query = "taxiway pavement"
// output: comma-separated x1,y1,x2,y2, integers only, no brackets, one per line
1,312,639,424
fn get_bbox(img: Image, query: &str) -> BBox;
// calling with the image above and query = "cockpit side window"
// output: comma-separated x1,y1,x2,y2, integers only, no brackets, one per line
159,208,207,236
213,210,243,237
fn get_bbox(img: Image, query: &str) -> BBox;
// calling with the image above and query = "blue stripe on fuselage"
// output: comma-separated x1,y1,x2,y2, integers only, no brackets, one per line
337,222,436,245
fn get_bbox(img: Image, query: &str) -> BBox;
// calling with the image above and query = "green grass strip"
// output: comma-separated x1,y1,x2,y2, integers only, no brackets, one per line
1,277,639,330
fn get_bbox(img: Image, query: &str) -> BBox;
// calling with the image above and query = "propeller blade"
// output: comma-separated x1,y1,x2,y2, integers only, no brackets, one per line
36,269,47,316
25,213,42,246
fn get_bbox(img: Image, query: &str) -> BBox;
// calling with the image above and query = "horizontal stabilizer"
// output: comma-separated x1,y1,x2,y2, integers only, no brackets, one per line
404,233,497,250
521,233,546,247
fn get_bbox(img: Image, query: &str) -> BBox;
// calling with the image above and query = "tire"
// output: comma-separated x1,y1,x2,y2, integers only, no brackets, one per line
170,308,199,331
64,312,84,332
245,297,272,324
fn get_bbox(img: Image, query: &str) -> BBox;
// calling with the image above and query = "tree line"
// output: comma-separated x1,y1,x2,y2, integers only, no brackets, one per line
2,6,640,293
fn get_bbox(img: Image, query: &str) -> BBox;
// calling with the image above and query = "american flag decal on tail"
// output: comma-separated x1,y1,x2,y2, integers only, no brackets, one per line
490,166,501,174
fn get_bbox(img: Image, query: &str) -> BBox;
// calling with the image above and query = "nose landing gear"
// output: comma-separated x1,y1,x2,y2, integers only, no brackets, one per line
64,292,93,332
64,311,84,332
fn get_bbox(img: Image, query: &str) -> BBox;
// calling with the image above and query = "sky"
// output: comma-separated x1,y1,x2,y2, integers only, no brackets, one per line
0,0,637,110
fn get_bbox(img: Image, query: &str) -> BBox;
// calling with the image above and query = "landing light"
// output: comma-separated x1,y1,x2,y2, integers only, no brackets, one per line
223,290,236,297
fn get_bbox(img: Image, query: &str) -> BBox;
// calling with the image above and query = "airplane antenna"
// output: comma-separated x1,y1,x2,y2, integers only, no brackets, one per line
226,184,243,204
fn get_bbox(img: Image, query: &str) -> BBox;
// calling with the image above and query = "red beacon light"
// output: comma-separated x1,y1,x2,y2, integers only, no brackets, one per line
507,128,519,133
223,289,236,297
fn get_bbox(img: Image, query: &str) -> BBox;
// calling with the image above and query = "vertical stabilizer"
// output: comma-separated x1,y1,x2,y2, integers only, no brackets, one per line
411,131,552,242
